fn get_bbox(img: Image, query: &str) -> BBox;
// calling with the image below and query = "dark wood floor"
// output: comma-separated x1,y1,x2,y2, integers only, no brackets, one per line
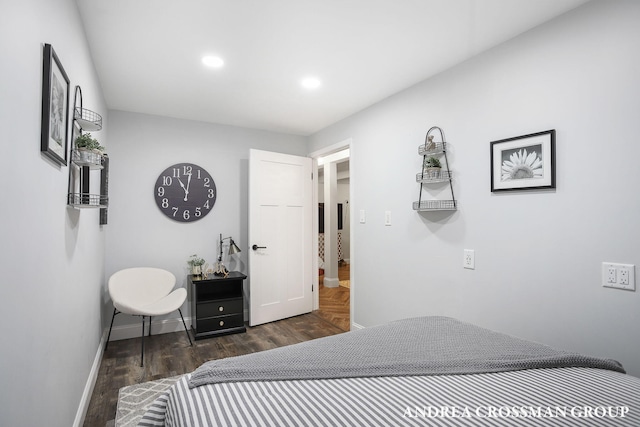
83,313,344,427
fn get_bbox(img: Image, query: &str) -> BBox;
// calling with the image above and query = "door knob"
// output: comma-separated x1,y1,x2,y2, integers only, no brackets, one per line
252,244,267,250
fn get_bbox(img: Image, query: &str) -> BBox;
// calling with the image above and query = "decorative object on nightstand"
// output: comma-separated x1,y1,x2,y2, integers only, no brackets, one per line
413,126,457,211
154,163,216,222
214,234,241,278
187,254,206,276
190,272,247,340
67,85,108,216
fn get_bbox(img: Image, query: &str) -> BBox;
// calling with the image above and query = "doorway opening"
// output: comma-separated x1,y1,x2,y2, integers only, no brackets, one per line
313,144,351,331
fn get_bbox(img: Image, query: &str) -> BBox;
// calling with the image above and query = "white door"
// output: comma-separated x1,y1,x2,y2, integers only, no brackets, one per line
249,149,313,326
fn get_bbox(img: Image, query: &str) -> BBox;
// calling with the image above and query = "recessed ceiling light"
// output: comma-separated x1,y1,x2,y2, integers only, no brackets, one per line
202,55,224,68
301,77,321,90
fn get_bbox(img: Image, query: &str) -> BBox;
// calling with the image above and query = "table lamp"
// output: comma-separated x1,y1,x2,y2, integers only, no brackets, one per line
214,233,241,277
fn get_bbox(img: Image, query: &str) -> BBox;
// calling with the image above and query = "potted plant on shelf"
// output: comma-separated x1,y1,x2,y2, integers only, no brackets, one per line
424,156,442,179
74,133,105,163
187,254,206,276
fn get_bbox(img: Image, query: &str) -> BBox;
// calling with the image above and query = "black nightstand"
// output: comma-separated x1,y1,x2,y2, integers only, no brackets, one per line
189,272,247,340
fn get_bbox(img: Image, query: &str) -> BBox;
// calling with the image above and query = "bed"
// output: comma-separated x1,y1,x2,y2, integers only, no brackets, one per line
139,316,640,426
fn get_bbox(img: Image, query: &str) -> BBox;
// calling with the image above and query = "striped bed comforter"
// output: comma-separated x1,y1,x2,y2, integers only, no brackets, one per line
139,317,640,426
140,368,640,426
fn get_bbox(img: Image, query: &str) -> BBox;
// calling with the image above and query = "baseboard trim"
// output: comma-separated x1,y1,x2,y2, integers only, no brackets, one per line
74,311,254,425
73,316,197,425
351,322,365,330
323,277,340,288
73,328,108,427
107,316,194,342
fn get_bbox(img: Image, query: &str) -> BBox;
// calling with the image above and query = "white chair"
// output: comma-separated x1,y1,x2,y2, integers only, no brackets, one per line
105,267,192,366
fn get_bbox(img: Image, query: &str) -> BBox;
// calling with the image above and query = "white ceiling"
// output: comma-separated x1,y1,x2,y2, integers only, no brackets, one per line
77,0,589,136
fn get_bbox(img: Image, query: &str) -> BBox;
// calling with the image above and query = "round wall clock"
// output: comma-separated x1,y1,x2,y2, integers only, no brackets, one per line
154,163,217,222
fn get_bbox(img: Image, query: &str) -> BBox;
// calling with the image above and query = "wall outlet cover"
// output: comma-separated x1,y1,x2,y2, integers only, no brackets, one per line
464,249,475,270
602,262,635,291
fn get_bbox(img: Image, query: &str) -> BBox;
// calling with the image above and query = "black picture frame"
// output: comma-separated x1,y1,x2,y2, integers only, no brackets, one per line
41,43,70,166
490,129,555,192
318,203,343,233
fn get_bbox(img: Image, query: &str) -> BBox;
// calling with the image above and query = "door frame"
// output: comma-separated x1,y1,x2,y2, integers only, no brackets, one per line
309,138,354,329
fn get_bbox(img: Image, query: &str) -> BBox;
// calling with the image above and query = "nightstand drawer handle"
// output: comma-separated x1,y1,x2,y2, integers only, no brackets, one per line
219,306,224,312
219,320,225,327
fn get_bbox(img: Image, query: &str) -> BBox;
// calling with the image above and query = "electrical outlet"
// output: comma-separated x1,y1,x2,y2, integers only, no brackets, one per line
602,262,636,291
619,268,630,285
463,249,475,270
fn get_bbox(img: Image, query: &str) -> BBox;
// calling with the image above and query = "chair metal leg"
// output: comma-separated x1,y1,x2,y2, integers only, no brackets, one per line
104,308,118,351
140,316,145,367
178,309,193,346
148,316,152,337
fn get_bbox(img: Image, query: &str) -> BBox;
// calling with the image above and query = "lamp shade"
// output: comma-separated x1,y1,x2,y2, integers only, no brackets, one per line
228,239,241,255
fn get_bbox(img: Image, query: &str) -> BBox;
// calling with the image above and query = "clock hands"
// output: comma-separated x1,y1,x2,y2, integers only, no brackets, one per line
185,173,192,201
177,174,193,202
177,177,189,201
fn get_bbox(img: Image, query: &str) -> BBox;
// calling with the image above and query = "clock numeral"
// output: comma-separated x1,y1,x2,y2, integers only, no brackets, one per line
162,176,172,186
162,198,169,208
183,165,193,175
172,168,181,178
203,200,210,210
203,177,210,187
208,189,215,198
195,207,201,217
172,207,179,217
183,210,191,220
157,187,165,197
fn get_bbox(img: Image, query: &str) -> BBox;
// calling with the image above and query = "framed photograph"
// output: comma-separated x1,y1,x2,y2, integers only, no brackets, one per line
491,129,555,192
41,43,70,165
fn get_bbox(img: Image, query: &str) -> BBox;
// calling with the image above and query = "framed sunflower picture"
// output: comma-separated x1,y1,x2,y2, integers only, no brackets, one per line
490,129,555,192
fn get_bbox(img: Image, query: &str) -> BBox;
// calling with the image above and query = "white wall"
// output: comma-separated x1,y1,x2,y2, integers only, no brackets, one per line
104,111,307,333
309,0,640,376
0,0,108,426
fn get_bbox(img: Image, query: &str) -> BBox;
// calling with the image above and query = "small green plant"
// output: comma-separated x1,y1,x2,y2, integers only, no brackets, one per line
75,133,104,152
424,156,441,169
187,254,205,267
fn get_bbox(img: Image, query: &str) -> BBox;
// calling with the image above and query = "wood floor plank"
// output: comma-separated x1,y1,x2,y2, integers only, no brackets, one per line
317,264,351,331
84,264,351,426
83,312,344,427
